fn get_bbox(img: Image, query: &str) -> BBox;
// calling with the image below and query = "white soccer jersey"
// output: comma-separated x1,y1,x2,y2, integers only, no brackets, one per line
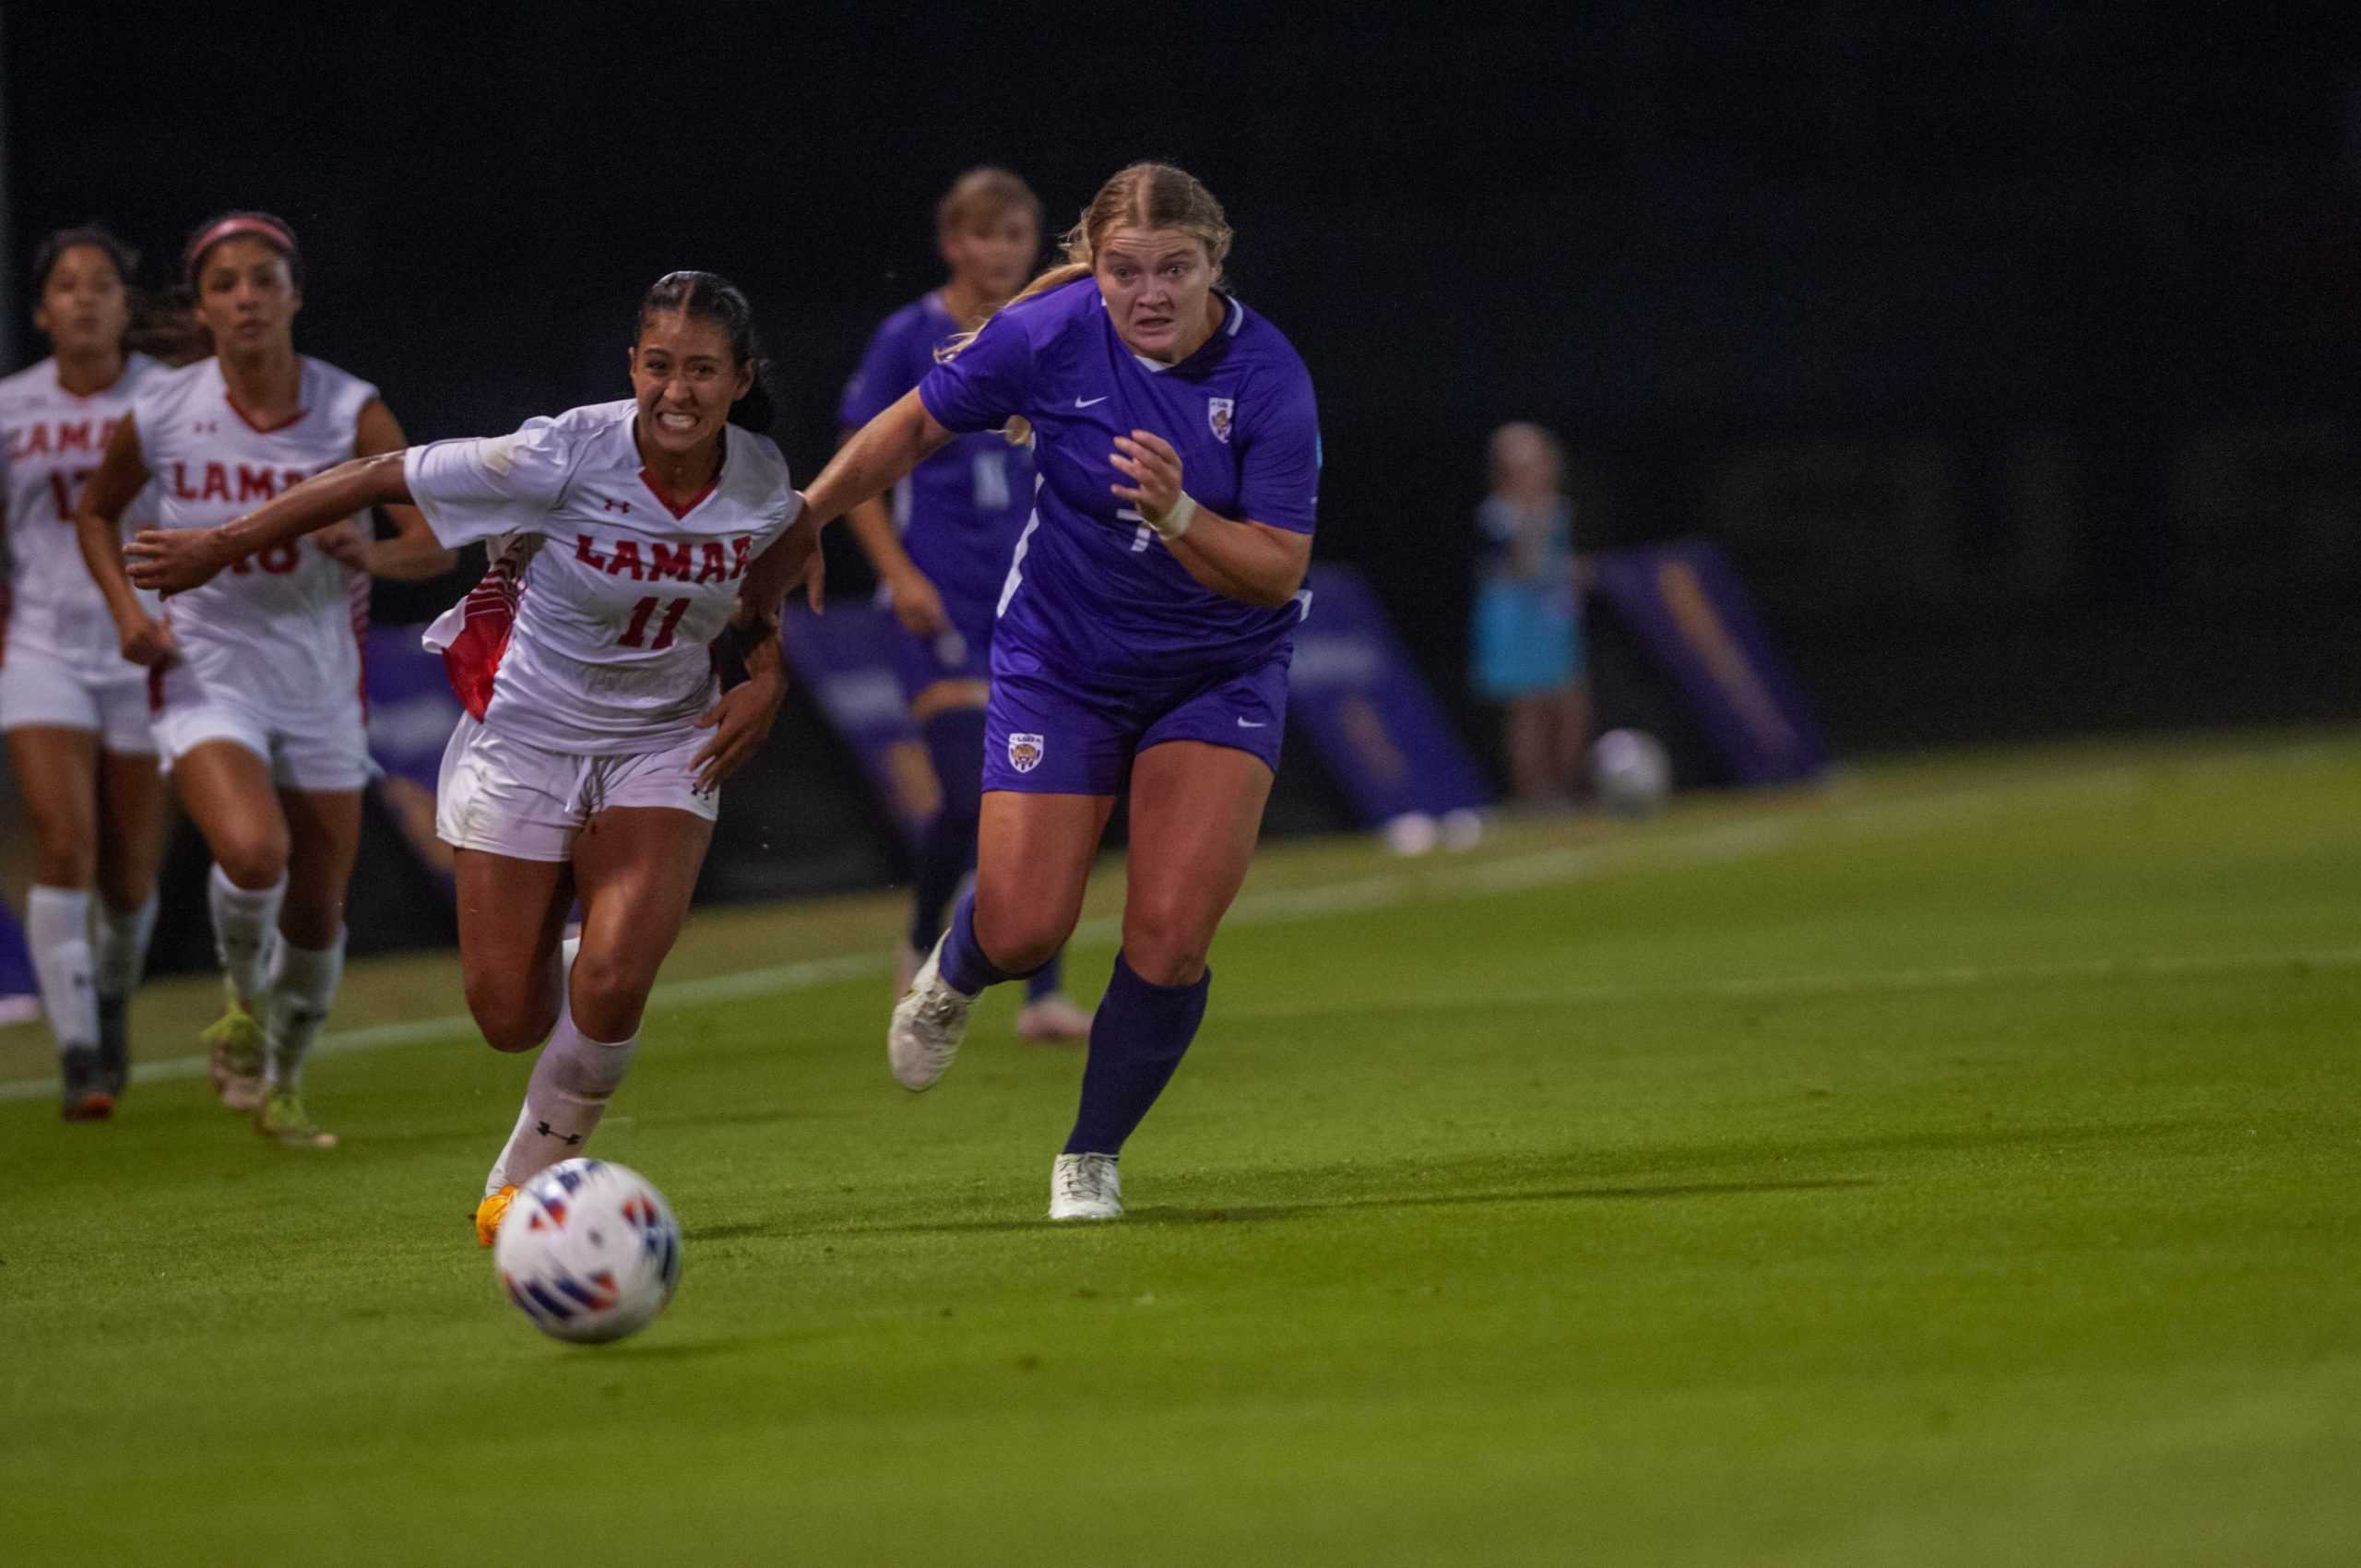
405,400,800,754
133,356,376,718
0,353,163,673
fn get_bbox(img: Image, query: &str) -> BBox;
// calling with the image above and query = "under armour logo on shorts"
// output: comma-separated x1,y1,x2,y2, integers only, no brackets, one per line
1007,732,1045,774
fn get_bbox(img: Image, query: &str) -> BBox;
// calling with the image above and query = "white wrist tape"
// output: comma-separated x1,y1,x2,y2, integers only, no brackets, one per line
1151,492,1198,541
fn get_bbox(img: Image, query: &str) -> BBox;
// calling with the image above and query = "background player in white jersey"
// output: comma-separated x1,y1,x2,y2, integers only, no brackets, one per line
132,272,803,1240
77,211,452,1147
0,225,170,1118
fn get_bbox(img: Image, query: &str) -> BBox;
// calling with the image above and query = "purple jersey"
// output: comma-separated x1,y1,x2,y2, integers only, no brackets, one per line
840,293,1035,642
918,278,1321,682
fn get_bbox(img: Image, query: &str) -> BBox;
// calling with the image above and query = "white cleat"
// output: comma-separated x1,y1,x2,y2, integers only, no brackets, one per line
1014,992,1094,1045
1050,1153,1122,1221
887,933,974,1091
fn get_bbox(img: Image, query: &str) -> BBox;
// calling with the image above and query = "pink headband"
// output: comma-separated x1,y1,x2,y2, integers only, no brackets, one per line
184,217,299,282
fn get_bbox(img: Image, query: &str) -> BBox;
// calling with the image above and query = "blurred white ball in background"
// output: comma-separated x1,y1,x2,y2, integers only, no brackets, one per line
1591,729,1673,817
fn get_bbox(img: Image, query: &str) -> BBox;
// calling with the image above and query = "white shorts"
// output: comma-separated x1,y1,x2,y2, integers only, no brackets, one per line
434,714,718,863
0,642,157,754
148,660,375,792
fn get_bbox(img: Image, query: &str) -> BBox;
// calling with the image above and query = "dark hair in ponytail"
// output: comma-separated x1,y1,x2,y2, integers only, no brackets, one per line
635,270,777,433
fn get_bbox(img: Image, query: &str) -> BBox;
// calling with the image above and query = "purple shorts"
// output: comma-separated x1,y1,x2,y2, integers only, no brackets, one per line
886,613,994,707
982,654,1289,795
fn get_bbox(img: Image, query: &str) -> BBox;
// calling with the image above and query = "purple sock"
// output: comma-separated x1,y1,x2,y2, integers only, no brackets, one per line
1026,949,1066,1004
908,709,985,954
938,889,1016,996
1062,953,1210,1157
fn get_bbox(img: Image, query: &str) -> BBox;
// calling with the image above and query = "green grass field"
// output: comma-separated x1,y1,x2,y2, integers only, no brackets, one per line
5,730,2357,1565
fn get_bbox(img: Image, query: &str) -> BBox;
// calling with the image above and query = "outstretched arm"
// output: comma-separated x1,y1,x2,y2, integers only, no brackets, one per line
740,388,959,624
75,417,176,668
125,447,413,594
337,400,455,582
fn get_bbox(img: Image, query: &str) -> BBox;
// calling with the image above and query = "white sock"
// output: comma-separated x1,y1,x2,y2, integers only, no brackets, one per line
481,935,583,1194
208,866,285,1007
93,893,160,1001
25,885,98,1053
261,931,345,1092
485,1011,638,1195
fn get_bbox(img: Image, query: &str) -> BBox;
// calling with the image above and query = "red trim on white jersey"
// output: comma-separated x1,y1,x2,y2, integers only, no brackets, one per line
347,566,372,719
222,388,307,436
438,537,537,721
638,467,719,520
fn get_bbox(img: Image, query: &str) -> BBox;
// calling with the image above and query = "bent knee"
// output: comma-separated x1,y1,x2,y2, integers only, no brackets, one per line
468,980,558,1054
567,950,658,1038
973,905,1072,978
213,836,290,891
1120,912,1214,987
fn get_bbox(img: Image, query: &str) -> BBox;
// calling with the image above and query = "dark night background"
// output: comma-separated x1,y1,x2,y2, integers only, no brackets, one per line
7,3,2359,931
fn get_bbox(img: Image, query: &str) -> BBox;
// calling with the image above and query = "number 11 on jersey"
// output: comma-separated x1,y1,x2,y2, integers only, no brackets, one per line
620,595,691,650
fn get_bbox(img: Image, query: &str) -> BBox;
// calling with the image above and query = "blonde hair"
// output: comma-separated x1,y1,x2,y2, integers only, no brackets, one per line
957,161,1234,445
936,166,1042,239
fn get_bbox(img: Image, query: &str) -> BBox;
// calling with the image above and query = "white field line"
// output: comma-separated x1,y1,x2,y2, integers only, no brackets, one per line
0,755,2310,1103
0,954,881,1103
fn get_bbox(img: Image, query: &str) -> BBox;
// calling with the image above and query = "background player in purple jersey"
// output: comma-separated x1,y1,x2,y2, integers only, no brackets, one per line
750,162,1321,1220
839,167,1091,1044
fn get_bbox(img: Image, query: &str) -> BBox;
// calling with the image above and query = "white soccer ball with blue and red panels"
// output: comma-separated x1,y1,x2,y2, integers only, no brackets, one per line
493,1158,682,1344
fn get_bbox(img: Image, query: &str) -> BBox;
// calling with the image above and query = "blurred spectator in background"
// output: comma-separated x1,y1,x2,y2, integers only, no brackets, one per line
1471,422,1588,807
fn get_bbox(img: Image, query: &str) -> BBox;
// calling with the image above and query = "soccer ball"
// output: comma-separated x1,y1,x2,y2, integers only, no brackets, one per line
493,1158,682,1345
1591,728,1673,817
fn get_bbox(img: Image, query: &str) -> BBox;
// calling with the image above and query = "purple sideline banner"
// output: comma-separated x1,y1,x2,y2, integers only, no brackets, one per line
362,624,467,880
1591,540,1826,785
1288,564,1492,825
780,605,938,849
781,566,1492,840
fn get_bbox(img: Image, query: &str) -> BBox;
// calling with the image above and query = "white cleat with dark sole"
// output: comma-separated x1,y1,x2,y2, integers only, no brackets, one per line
887,933,975,1091
1050,1153,1122,1221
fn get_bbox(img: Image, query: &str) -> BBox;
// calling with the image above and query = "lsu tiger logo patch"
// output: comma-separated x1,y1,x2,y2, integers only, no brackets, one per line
1007,732,1045,774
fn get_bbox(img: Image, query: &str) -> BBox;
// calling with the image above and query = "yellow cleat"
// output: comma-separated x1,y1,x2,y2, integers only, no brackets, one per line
474,1185,519,1248
254,1089,338,1150
200,1004,267,1112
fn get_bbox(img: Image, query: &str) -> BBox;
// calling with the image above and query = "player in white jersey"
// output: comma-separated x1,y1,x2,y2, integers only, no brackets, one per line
131,271,805,1237
78,212,452,1147
1,225,170,1118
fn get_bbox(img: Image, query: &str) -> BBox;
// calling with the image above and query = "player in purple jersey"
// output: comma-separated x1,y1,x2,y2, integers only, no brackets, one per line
839,167,1091,1044
748,162,1321,1220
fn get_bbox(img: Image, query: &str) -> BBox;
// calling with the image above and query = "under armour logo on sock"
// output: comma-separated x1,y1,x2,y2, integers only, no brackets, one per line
536,1121,586,1146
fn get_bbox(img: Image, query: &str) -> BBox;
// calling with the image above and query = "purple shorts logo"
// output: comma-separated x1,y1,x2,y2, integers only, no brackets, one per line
1007,732,1046,773
1208,397,1235,444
